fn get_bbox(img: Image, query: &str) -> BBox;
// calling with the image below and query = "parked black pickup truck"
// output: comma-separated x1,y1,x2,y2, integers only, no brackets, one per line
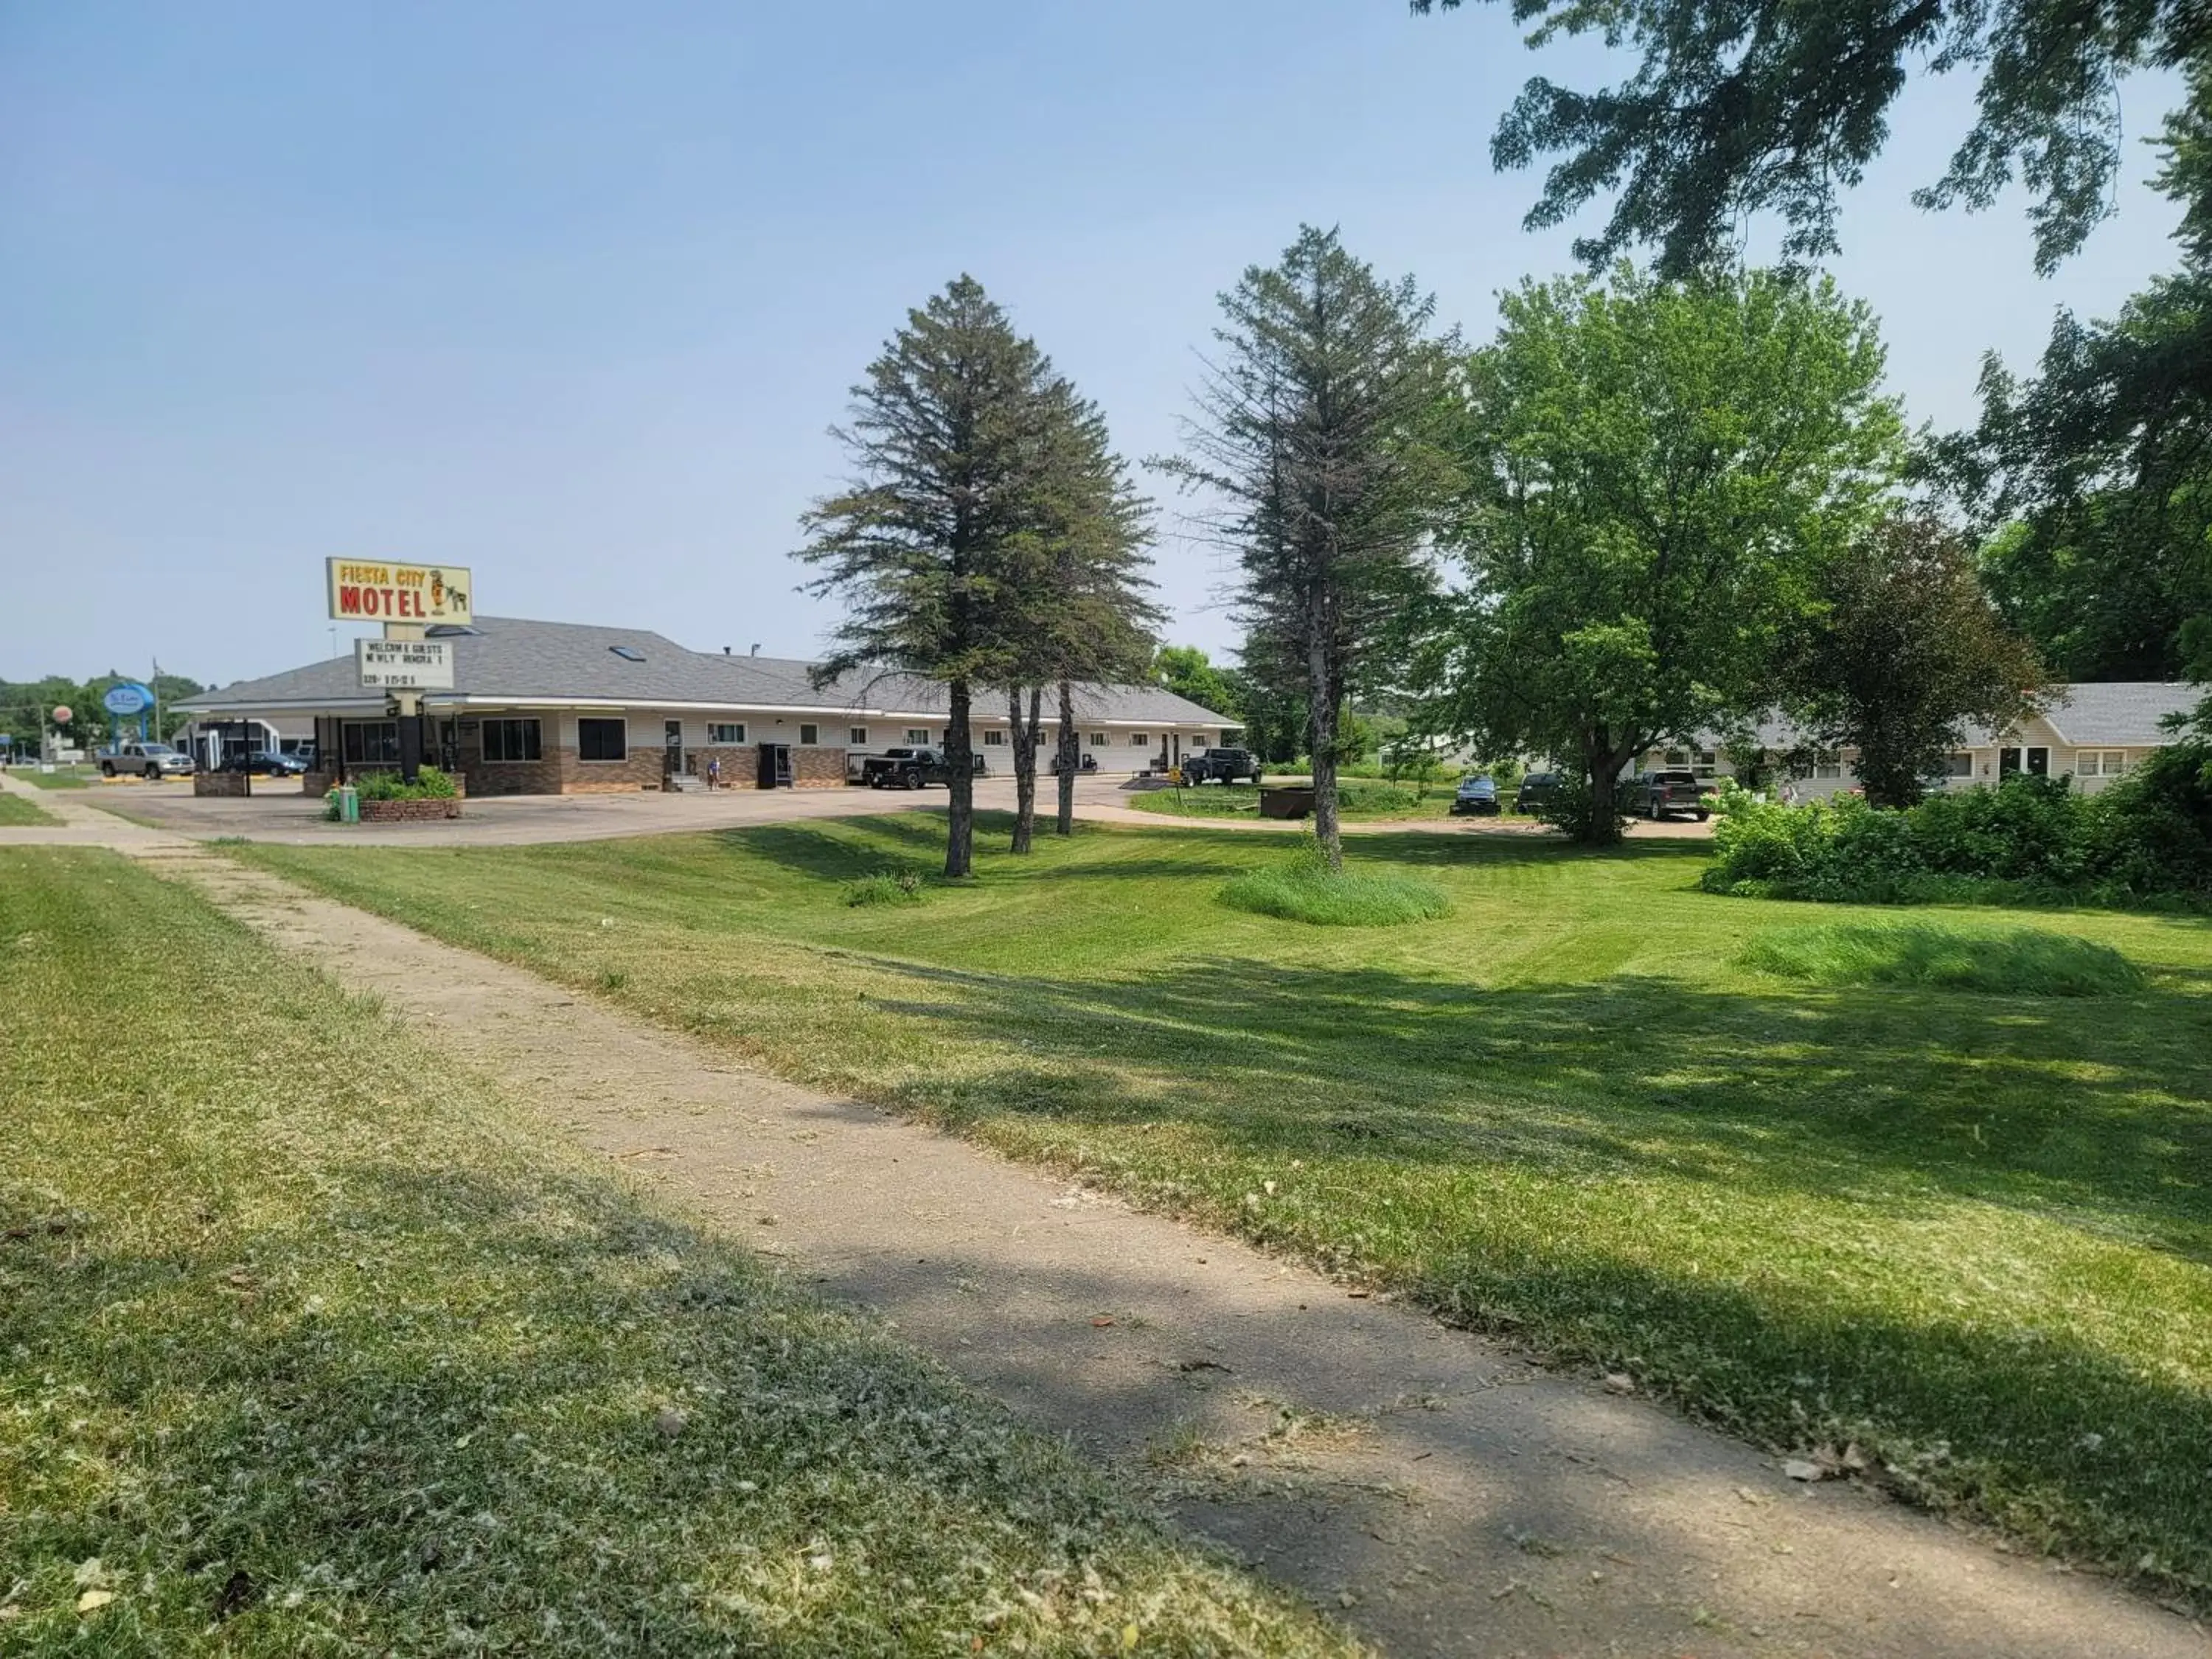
1178,746,1263,785
861,748,987,790
1633,768,1714,821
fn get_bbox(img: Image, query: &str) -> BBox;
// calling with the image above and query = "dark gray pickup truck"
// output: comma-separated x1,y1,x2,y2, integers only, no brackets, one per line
1178,746,1263,785
861,748,986,789
1633,768,1714,821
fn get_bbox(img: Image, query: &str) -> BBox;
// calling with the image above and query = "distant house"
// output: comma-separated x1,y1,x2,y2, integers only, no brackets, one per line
1635,682,2200,799
171,615,1237,794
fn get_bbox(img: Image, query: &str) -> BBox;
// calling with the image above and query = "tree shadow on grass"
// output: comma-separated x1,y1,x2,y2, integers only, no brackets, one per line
821,955,2212,1598
851,952,2212,1267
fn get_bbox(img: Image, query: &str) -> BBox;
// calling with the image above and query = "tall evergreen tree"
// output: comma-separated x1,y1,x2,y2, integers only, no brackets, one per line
995,379,1158,849
795,276,1053,878
1158,226,1450,870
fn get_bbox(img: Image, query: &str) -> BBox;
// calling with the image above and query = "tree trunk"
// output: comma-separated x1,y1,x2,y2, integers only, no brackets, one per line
1008,686,1041,852
945,678,974,877
1054,678,1078,836
1578,729,1638,846
1306,625,1342,872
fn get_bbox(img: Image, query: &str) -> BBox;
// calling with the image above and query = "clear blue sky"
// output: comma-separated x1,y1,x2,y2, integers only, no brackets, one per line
1,1,2188,688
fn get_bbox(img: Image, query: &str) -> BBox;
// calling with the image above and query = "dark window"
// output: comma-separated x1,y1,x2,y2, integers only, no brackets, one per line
341,721,401,765
707,723,745,744
481,717,541,763
799,723,818,745
578,718,627,762
849,726,867,745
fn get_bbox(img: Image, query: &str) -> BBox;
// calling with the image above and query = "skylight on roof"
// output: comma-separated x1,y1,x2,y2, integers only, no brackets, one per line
609,645,646,661
425,624,481,638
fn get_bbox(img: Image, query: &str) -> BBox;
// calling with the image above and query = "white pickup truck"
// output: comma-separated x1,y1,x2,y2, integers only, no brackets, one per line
97,742,195,779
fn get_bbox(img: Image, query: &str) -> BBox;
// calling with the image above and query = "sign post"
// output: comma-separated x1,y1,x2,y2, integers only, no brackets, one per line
328,560,473,784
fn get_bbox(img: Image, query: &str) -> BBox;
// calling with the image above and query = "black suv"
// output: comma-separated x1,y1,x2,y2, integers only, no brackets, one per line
1515,771,1561,813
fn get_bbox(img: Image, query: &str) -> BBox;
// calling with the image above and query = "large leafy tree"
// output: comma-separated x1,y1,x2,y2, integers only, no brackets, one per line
796,276,1060,878
1423,265,1905,841
1151,647,1240,721
1158,226,1453,869
1786,517,2045,806
1935,71,2212,684
1411,0,2210,276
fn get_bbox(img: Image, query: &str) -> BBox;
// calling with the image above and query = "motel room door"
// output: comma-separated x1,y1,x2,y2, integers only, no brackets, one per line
664,720,684,780
756,743,793,789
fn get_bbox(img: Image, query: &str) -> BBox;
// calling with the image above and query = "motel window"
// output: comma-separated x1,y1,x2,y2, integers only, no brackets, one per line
1091,733,1109,748
707,723,745,745
2078,750,2126,777
577,718,627,762
983,729,1006,746
849,726,867,746
905,728,930,745
1812,753,1844,780
1130,732,1150,747
1693,749,1719,779
481,717,541,763
799,723,818,745
1663,749,1688,766
341,721,402,765
1946,752,1975,778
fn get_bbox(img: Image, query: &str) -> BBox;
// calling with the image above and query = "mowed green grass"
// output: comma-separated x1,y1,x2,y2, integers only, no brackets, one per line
231,818,2212,1603
1127,781,1453,821
0,849,1354,1657
10,765,91,789
0,791,59,826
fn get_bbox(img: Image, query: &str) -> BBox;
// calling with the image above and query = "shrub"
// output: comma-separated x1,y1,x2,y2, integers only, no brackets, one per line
1702,771,2212,907
1218,847,1450,927
355,766,459,802
1739,921,2146,997
844,870,926,908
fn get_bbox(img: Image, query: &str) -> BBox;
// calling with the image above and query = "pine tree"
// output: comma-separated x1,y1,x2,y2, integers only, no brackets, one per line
1158,226,1449,870
795,276,1051,878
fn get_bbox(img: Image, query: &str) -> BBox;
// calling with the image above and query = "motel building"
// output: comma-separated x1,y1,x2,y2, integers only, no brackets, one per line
172,615,1239,796
1633,681,2201,800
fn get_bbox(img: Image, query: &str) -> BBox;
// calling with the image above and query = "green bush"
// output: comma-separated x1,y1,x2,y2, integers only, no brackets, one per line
844,870,926,908
1218,847,1450,927
1703,763,2212,907
354,766,459,802
1739,921,2146,997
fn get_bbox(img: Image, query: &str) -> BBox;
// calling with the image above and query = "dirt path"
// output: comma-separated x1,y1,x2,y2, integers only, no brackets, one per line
84,833,2205,1657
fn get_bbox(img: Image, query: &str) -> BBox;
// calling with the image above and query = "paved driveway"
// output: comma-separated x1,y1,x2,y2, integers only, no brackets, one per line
7,769,1714,848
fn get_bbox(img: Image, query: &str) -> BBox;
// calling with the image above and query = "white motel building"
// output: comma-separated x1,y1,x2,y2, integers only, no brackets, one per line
173,616,1240,795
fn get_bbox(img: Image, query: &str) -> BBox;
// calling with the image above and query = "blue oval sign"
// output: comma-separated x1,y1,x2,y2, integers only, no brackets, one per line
102,683,153,716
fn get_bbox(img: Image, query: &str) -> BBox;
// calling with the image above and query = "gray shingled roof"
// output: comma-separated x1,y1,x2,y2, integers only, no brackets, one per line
1672,683,2199,753
2028,682,2198,747
174,615,1234,726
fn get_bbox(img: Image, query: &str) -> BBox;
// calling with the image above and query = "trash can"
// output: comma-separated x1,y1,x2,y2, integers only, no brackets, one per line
1257,785,1315,821
338,785,359,824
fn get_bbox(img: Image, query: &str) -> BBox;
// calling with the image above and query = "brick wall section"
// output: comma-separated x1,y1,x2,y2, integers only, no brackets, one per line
793,746,846,788
465,757,564,795
358,796,464,821
194,771,251,797
691,744,757,787
559,744,664,793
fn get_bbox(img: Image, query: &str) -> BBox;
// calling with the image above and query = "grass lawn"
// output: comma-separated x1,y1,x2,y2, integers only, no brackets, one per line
0,848,1352,1656
1127,781,1458,821
229,818,2212,1605
0,792,59,826
7,765,91,790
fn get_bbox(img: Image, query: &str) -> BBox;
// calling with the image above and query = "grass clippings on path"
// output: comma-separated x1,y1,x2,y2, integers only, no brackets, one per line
0,847,1357,1658
0,791,60,826
229,816,2212,1607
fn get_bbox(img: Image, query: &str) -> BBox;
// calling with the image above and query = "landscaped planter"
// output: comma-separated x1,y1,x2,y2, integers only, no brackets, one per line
357,795,463,821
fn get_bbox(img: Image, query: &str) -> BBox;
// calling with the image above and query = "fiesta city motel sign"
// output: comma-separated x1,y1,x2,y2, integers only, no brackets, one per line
326,559,473,625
